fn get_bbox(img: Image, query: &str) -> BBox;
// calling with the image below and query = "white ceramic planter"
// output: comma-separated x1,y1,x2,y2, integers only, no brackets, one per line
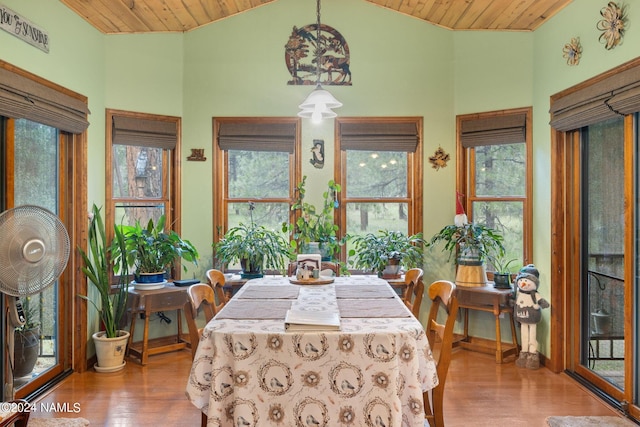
92,330,129,373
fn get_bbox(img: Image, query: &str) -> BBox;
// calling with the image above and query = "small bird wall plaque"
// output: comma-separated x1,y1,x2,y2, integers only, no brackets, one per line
310,139,325,169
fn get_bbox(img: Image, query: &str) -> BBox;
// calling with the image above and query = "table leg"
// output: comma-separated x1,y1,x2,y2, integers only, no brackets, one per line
493,303,502,363
463,308,470,341
127,311,137,357
177,309,183,342
141,310,150,365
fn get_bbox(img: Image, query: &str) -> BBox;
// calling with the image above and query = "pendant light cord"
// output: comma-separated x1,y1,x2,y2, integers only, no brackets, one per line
315,0,322,86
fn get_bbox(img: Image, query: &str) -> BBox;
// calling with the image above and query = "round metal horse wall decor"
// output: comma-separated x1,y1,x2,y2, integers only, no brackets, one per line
285,23,351,86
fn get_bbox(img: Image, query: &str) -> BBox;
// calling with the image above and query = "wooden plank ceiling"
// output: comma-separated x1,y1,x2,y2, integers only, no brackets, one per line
59,0,573,34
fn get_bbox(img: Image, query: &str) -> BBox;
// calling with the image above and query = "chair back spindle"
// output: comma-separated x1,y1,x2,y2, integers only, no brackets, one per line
403,268,424,318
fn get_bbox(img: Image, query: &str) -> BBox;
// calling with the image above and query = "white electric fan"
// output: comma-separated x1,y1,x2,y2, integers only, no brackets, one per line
0,205,70,401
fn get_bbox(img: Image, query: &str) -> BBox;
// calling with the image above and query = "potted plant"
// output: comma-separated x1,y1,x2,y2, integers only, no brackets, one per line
215,202,292,278
487,249,520,289
428,222,505,264
285,176,345,260
348,230,424,278
116,215,199,284
78,204,130,372
429,219,505,287
13,296,40,378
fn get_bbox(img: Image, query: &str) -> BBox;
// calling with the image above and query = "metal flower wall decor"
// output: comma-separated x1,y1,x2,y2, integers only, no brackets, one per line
562,37,582,66
429,147,450,170
596,1,627,50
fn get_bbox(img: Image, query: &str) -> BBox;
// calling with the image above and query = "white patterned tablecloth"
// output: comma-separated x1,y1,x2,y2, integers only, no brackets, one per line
186,276,438,427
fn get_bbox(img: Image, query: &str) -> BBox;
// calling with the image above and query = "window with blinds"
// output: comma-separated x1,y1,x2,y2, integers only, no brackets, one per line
335,117,423,266
105,109,183,274
457,108,533,269
212,117,301,262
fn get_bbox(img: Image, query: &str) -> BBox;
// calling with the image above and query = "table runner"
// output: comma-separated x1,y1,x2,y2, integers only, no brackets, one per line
334,283,397,299
236,284,300,299
337,298,412,318
214,299,292,319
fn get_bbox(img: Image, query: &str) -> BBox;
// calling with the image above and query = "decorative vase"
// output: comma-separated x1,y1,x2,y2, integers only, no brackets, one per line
13,327,40,378
92,330,129,372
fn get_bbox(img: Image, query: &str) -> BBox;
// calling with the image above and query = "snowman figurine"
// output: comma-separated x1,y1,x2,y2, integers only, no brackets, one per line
513,264,549,369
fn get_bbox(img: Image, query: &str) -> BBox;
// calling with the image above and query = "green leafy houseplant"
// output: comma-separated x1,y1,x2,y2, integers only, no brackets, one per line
285,176,345,259
428,222,505,264
486,249,520,289
78,204,129,339
349,230,424,277
216,203,292,277
115,215,199,278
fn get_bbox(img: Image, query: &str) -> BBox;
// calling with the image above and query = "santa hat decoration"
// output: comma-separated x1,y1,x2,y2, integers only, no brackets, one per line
454,192,468,227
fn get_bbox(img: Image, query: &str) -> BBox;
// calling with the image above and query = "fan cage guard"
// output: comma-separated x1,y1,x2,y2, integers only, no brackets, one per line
0,205,70,296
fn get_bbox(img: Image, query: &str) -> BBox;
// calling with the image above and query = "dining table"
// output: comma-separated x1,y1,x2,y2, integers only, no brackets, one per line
185,275,438,427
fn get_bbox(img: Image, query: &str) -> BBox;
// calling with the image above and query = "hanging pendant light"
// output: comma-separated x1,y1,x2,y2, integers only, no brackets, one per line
297,0,342,123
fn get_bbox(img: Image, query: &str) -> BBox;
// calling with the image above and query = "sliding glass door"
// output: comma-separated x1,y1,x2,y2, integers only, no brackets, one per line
568,114,636,415
2,117,70,398
579,117,626,391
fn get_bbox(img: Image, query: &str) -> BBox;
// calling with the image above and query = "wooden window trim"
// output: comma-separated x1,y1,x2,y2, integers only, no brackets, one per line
334,116,424,265
456,107,533,266
212,117,301,245
105,109,182,276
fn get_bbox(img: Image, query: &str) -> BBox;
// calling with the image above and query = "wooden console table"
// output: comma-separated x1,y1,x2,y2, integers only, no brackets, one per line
127,284,190,365
455,285,519,363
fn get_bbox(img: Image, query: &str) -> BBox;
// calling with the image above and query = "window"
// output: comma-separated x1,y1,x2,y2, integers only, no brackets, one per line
105,109,182,277
335,117,423,265
212,117,301,268
457,108,532,267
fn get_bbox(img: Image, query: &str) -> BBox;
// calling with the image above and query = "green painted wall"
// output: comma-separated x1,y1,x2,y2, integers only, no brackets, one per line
1,0,639,358
182,0,454,280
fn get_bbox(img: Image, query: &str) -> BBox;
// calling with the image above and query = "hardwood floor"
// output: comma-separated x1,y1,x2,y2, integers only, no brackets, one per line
29,348,623,426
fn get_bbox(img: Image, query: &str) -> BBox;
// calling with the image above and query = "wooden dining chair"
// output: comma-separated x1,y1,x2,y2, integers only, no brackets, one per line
403,268,424,318
184,283,217,360
424,280,459,427
185,283,216,427
205,268,228,313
